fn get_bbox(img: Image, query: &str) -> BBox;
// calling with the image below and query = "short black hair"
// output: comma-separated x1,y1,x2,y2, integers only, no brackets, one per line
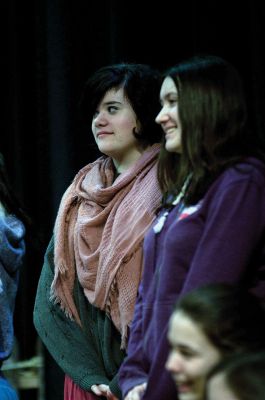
79,63,163,146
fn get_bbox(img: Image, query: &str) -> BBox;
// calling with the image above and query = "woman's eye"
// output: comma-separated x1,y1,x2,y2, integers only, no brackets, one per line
169,98,178,105
178,347,195,358
182,351,193,358
108,106,118,113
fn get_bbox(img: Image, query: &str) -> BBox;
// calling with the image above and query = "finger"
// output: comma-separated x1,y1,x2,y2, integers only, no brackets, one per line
98,384,109,390
129,391,140,400
98,384,109,395
91,385,102,395
125,388,140,400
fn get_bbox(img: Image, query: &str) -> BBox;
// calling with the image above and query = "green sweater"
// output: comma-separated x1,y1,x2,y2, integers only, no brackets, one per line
33,236,125,398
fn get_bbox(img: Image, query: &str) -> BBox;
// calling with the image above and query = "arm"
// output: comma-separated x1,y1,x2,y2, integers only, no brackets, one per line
0,263,16,361
0,215,25,361
108,374,122,399
118,284,149,398
33,236,110,391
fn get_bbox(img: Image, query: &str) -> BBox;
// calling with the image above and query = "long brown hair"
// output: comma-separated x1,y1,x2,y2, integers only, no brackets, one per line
158,55,263,204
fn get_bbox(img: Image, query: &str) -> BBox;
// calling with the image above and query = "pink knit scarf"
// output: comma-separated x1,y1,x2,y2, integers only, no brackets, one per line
50,144,161,348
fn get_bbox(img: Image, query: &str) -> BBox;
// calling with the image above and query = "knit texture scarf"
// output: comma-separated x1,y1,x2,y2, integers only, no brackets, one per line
51,144,161,348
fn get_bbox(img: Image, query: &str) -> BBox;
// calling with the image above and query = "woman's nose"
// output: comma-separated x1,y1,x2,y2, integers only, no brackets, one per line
166,352,183,374
94,112,107,127
155,107,168,124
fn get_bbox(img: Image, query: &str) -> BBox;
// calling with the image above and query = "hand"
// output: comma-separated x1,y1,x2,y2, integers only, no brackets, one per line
91,384,109,397
124,382,147,400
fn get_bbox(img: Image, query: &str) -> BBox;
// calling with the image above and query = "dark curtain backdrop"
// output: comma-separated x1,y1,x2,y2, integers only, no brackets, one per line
1,1,265,399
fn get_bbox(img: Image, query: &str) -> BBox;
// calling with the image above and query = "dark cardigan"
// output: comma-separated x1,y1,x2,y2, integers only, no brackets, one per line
33,236,125,398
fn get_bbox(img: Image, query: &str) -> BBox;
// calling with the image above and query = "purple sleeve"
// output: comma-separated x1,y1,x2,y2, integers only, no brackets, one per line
119,284,148,397
182,177,265,295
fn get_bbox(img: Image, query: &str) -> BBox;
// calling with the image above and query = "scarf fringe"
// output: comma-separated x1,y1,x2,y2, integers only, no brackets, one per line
57,259,68,274
49,291,74,321
105,242,143,349
120,324,129,350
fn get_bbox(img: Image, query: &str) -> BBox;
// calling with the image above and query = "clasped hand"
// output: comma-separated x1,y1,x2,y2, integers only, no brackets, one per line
124,382,147,400
91,384,119,400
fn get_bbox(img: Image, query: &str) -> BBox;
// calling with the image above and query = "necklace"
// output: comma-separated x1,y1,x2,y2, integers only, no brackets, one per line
153,174,192,234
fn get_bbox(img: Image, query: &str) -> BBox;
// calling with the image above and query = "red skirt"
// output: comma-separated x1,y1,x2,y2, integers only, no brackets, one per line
64,374,99,400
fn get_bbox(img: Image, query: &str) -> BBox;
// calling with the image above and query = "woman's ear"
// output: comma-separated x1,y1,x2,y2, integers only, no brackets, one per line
135,119,142,135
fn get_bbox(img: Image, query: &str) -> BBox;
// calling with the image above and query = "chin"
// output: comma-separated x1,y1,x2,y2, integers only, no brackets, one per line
165,143,176,153
178,392,198,400
165,144,182,153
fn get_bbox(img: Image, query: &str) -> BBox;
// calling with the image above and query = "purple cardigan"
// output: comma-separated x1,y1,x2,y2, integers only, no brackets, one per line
119,158,265,400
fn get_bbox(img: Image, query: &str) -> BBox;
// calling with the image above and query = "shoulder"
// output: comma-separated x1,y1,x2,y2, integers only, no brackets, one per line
232,157,265,181
0,214,25,243
200,158,265,210
66,156,113,190
214,157,265,190
0,214,26,273
74,156,111,178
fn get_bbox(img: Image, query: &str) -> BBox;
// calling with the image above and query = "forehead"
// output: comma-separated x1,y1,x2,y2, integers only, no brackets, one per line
99,87,127,104
168,311,212,350
160,76,177,98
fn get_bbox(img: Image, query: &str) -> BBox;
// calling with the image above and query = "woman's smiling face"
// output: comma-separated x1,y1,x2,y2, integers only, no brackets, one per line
92,87,142,173
166,310,221,400
155,76,182,154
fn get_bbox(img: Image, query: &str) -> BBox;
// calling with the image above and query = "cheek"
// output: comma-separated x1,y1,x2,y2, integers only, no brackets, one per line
122,116,137,131
169,106,179,122
187,358,214,380
120,110,137,128
91,121,96,135
193,354,220,379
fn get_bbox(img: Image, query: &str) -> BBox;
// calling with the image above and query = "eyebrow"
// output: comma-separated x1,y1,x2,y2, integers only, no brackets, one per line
163,92,178,99
159,93,178,104
102,101,123,106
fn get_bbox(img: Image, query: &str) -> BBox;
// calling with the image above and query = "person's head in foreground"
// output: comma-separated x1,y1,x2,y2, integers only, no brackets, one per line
166,283,265,400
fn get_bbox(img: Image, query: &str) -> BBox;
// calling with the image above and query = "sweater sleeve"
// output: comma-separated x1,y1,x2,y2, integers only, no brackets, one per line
118,284,149,397
181,175,265,295
33,236,110,391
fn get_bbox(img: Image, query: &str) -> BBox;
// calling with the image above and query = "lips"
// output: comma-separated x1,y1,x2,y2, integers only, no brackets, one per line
96,131,113,138
177,383,192,393
165,126,177,134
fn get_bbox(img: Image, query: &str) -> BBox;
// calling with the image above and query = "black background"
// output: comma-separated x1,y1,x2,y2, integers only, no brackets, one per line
1,1,265,398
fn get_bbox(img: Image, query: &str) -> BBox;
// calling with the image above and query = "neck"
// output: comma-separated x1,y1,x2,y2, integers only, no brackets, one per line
113,146,149,173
